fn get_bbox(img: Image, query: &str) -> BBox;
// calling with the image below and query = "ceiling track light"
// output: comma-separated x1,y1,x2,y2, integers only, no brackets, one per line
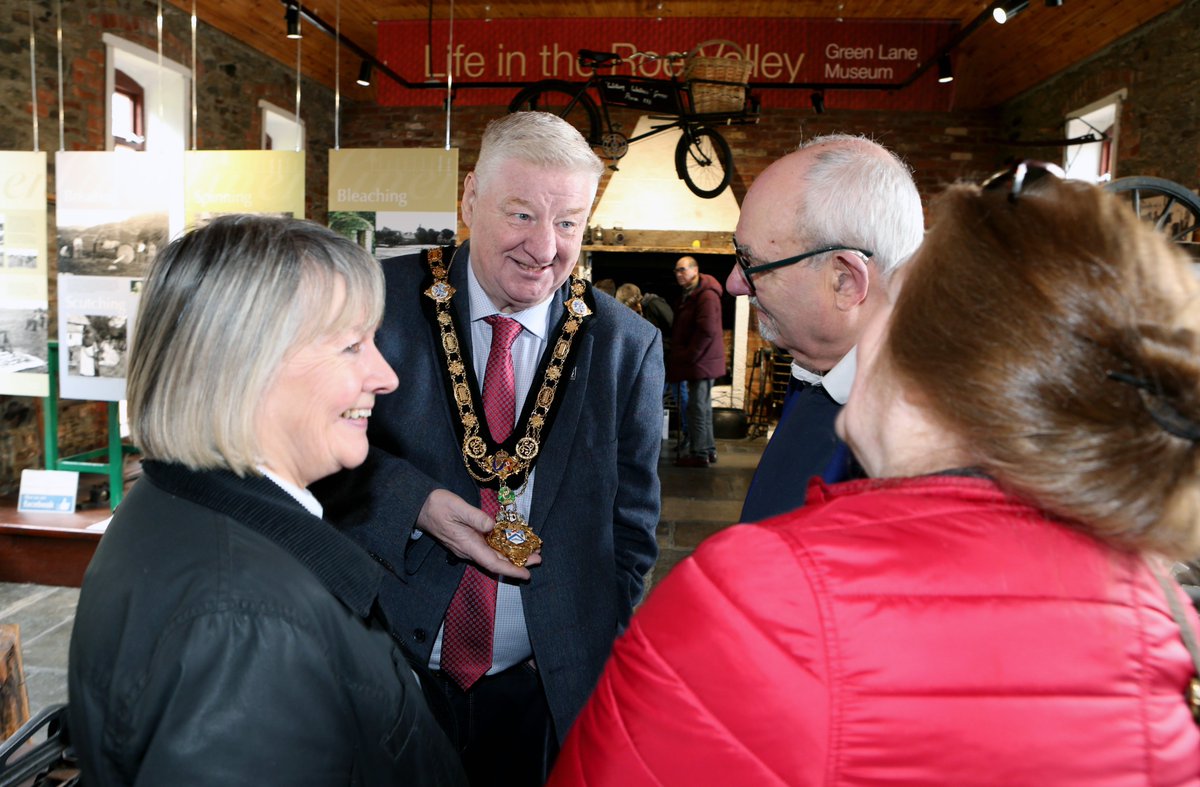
285,3,302,39
810,90,825,114
937,54,954,83
356,60,373,87
993,0,1030,24
1045,0,1064,6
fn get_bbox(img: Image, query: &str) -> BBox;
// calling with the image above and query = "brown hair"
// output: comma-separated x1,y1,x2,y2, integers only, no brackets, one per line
887,176,1200,556
616,283,643,313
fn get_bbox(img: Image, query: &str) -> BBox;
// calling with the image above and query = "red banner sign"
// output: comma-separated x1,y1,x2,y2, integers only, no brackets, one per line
377,18,958,111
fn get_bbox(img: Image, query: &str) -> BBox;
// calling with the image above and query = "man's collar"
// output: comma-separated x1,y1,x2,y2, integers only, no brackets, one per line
465,255,554,340
791,346,856,405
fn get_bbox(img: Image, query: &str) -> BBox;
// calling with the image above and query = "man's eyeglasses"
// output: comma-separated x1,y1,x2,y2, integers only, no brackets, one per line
981,159,1066,203
733,238,873,296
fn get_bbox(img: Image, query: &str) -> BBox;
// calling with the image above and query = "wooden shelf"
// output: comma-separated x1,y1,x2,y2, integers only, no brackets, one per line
583,244,734,254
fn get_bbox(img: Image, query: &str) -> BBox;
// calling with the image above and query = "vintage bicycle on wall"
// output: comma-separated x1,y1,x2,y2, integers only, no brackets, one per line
507,40,759,198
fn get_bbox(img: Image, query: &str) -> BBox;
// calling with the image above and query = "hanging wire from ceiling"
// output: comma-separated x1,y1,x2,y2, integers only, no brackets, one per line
335,0,341,150
191,0,197,150
294,13,302,153
157,0,164,138
55,0,63,152
445,0,454,150
28,0,38,152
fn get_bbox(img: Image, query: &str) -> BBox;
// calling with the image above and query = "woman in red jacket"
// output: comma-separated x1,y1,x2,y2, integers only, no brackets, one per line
550,165,1200,786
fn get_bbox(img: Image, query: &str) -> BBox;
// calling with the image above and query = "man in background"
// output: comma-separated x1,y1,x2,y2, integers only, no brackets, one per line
729,135,924,520
668,255,726,467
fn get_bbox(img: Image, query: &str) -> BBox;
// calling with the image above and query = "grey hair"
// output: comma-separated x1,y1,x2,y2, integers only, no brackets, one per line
473,111,604,196
127,214,385,475
796,134,925,275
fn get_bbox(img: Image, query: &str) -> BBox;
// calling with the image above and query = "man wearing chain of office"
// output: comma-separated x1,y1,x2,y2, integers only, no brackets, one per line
317,111,663,786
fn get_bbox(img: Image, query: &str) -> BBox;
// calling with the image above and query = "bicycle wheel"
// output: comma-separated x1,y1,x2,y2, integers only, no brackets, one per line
508,81,602,147
1105,176,1200,245
675,126,733,198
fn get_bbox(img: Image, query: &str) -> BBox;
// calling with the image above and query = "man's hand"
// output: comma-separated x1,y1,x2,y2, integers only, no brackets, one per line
416,489,542,579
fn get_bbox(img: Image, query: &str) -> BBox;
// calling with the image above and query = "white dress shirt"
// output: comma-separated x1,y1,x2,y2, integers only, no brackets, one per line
791,345,857,405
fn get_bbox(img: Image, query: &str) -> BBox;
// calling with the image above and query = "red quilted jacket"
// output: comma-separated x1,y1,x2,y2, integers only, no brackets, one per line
551,475,1200,786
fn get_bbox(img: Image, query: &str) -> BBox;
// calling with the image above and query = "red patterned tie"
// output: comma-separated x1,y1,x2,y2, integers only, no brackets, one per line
441,315,522,690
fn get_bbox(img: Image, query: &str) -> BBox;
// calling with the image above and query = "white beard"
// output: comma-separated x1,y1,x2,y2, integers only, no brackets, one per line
751,297,780,346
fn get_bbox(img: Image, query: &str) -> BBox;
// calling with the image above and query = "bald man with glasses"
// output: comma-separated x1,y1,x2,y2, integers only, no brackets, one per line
728,135,925,522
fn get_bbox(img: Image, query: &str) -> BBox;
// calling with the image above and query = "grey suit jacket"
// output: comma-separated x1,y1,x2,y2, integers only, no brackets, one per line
320,242,663,740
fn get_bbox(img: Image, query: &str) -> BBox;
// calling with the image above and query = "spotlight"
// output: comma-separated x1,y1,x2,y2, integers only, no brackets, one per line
993,0,1029,23
810,90,825,114
285,3,302,39
1045,0,1063,5
937,54,954,83
356,60,373,87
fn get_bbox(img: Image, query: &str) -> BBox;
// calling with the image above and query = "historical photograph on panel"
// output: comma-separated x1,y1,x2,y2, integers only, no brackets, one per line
330,210,457,261
64,314,129,379
330,211,377,254
0,305,49,374
374,210,456,259
56,211,168,278
5,248,38,269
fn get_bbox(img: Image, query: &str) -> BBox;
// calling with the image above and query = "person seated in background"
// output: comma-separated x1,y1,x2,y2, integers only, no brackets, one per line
549,164,1200,785
68,215,466,786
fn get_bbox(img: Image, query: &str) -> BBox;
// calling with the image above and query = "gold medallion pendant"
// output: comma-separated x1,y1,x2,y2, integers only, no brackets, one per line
486,485,542,567
486,511,543,568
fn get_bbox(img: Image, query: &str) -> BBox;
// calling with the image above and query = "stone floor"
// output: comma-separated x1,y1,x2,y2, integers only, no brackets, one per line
650,436,762,587
0,582,77,719
0,435,764,723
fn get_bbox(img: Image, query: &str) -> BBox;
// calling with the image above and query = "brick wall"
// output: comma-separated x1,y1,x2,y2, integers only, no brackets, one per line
1000,0,1200,186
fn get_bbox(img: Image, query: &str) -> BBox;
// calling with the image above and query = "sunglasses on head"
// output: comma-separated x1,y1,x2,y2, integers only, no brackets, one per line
981,160,1066,203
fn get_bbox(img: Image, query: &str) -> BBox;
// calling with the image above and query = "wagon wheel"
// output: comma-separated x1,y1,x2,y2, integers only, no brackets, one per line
1105,176,1200,253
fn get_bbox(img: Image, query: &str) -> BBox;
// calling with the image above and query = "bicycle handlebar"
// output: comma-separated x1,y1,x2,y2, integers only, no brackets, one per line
576,48,685,70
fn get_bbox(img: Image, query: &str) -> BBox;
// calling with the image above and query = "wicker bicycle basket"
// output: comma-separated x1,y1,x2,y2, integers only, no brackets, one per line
684,39,752,114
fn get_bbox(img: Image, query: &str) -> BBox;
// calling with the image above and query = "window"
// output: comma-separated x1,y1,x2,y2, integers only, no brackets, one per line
1063,90,1125,183
111,69,145,151
104,33,191,152
259,100,305,151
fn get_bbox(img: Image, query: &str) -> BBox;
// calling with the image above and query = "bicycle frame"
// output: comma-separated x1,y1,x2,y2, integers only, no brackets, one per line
508,48,754,198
